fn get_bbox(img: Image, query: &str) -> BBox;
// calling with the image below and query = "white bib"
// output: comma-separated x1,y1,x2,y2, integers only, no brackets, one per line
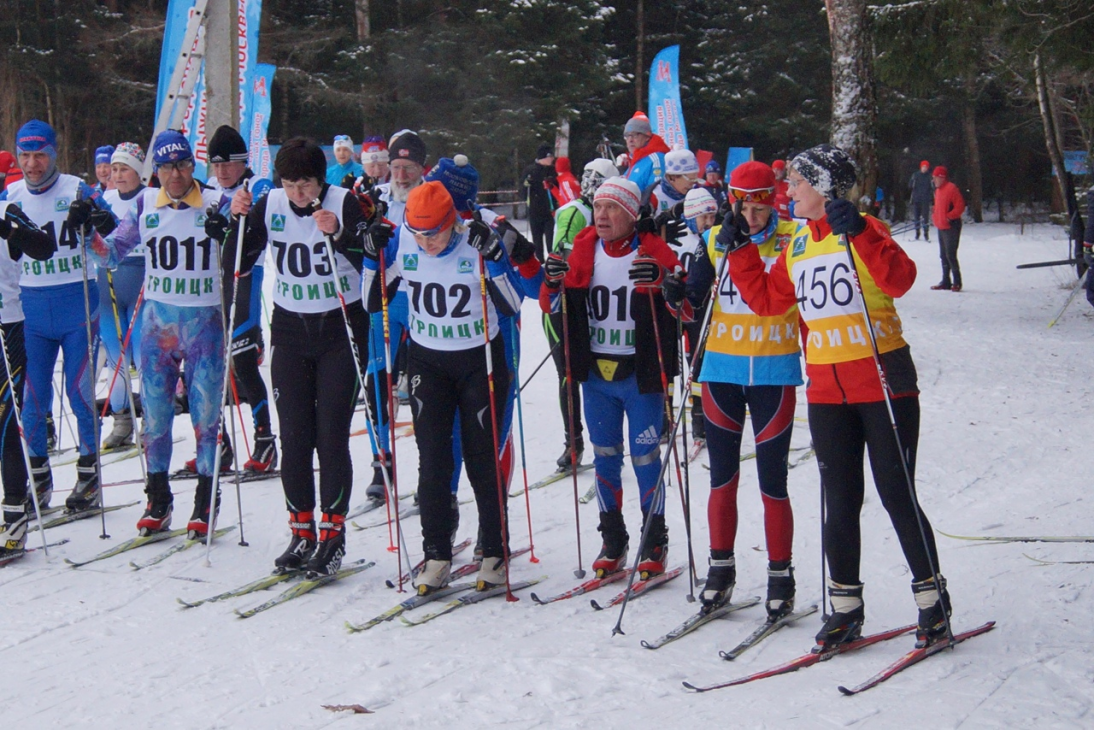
0,202,25,323
588,242,638,356
5,175,87,287
138,187,225,307
265,187,361,314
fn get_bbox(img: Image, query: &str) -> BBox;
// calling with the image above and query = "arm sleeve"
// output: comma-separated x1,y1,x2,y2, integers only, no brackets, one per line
727,243,797,316
484,257,523,318
849,216,917,298
95,202,143,268
947,187,966,220
236,196,270,277
335,192,366,271
361,233,401,313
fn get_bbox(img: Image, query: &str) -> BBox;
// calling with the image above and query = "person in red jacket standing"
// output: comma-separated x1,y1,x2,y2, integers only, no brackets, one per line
930,166,966,292
772,159,792,221
551,157,581,207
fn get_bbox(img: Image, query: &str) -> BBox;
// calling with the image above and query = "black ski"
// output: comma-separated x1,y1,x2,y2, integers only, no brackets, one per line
720,604,819,660
640,596,761,649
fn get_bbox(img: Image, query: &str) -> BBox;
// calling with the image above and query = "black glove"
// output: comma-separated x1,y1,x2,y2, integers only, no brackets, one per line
340,172,357,190
663,217,687,244
467,217,505,263
66,199,94,235
825,198,867,237
628,256,664,288
635,204,657,235
543,253,569,288
204,210,231,243
361,220,394,261
714,199,731,227
0,216,11,240
715,211,752,253
662,269,686,307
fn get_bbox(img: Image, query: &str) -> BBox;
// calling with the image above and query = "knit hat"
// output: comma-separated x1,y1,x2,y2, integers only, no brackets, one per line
0,151,15,174
389,132,427,167
593,176,642,220
705,160,722,175
920,160,930,168
729,161,776,206
536,143,554,162
790,144,857,199
360,136,388,164
771,159,786,171
624,112,652,137
683,187,717,220
404,180,456,234
95,146,116,165
207,125,248,163
152,130,193,167
111,142,145,173
933,166,948,178
332,135,354,153
425,154,479,213
664,148,699,177
15,120,57,158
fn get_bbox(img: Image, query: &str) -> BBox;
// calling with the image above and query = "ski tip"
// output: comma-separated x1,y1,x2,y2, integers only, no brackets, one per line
681,681,702,692
344,621,360,633
385,580,396,589
718,650,734,661
176,598,196,609
837,685,855,696
530,593,545,605
640,640,656,650
590,600,603,611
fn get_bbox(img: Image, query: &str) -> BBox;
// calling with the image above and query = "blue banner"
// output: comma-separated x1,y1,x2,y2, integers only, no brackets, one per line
725,147,754,177
648,45,687,150
155,0,202,126
247,64,276,182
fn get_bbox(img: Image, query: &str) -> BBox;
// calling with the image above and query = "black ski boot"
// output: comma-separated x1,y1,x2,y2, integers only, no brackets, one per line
186,475,220,540
766,561,796,621
592,510,629,577
137,472,174,536
365,453,390,503
555,440,584,472
65,454,101,513
815,580,865,652
29,456,52,510
0,500,29,555
700,552,735,611
274,510,316,573
244,430,278,473
912,575,952,648
637,511,669,580
306,513,346,578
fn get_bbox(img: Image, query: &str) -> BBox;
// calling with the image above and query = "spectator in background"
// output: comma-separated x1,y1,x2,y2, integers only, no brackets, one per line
621,111,669,194
909,160,933,241
930,166,966,292
326,134,362,185
0,151,21,190
361,136,389,183
523,143,557,261
1084,188,1094,309
94,146,116,192
703,160,727,210
772,159,792,221
550,156,581,208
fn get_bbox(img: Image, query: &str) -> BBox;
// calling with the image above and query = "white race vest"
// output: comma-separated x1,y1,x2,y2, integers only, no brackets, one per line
103,188,146,258
138,187,224,307
265,187,361,314
588,242,638,356
0,202,26,323
5,175,86,287
394,227,498,351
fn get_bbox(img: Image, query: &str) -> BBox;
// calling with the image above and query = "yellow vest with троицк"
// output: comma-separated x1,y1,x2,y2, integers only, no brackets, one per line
784,227,906,365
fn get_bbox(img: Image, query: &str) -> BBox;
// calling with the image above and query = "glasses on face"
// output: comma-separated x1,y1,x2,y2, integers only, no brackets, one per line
158,159,194,174
391,162,419,173
786,178,803,190
730,186,775,201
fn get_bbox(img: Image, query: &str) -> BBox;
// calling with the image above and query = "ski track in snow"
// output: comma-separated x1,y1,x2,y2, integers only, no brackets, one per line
1,222,1091,728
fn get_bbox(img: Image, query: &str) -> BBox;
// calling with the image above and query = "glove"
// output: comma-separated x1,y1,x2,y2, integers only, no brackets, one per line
340,173,357,190
467,217,505,263
543,253,569,288
361,220,394,261
662,217,687,245
628,256,664,289
825,198,867,237
66,199,94,235
715,211,752,253
1084,242,1094,267
495,217,535,265
635,204,657,235
0,216,11,240
204,211,231,242
662,269,686,307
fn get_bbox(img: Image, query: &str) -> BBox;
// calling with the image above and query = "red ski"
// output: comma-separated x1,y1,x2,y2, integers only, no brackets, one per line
837,621,996,695
590,566,684,611
682,623,916,692
530,569,632,605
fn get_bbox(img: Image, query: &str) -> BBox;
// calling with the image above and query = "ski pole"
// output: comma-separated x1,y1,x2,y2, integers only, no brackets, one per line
840,230,954,644
77,214,109,540
558,280,586,579
518,339,559,393
225,369,248,547
0,322,51,554
509,317,538,563
103,271,146,480
676,309,696,601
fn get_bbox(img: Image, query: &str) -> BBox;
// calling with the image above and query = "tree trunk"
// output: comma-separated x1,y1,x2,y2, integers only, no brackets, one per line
961,92,983,222
355,0,370,41
1034,52,1070,214
824,0,877,202
635,0,645,111
555,117,570,159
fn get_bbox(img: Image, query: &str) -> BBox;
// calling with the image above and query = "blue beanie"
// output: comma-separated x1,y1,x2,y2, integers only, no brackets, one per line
425,154,479,213
705,160,722,174
95,146,116,165
152,130,193,167
16,120,58,159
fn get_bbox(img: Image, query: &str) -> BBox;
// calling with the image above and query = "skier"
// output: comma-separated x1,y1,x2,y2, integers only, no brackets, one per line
908,160,933,241
620,112,670,195
649,148,700,214
98,142,147,450
0,202,59,555
703,160,727,212
549,156,581,208
522,143,557,262
664,161,802,619
86,130,232,539
194,124,277,473
92,146,115,193
725,143,951,649
772,160,792,221
325,135,362,186
362,181,523,593
228,137,369,575
360,136,390,184
540,177,681,580
930,166,966,292
2,119,116,514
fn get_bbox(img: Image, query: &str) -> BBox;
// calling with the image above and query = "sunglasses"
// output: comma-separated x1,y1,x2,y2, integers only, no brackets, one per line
730,186,774,202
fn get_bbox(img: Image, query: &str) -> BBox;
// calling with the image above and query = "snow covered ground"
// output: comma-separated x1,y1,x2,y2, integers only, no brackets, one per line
2,222,1091,728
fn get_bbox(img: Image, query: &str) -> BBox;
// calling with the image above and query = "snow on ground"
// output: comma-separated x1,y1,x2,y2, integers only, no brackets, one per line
2,222,1091,729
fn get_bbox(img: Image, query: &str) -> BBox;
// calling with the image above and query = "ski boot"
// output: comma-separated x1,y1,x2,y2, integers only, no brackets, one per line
591,511,629,578
364,453,390,503
477,556,507,591
137,472,174,536
244,430,278,473
415,559,452,596
0,500,29,554
305,513,346,578
65,455,101,513
274,511,316,574
766,561,796,621
29,456,52,510
637,512,668,580
814,580,865,652
102,410,134,451
700,553,735,611
555,440,584,473
186,475,220,540
912,575,952,648
184,440,233,474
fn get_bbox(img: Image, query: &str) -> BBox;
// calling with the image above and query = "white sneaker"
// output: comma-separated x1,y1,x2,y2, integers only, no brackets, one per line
102,411,134,450
476,557,507,591
414,559,451,596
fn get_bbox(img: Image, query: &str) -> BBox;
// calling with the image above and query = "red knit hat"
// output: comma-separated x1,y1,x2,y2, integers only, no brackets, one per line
920,160,930,168
404,180,456,234
933,165,948,178
771,159,786,171
728,160,776,205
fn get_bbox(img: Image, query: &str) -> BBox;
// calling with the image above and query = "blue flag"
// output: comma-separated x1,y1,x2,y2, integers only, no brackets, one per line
648,45,687,150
